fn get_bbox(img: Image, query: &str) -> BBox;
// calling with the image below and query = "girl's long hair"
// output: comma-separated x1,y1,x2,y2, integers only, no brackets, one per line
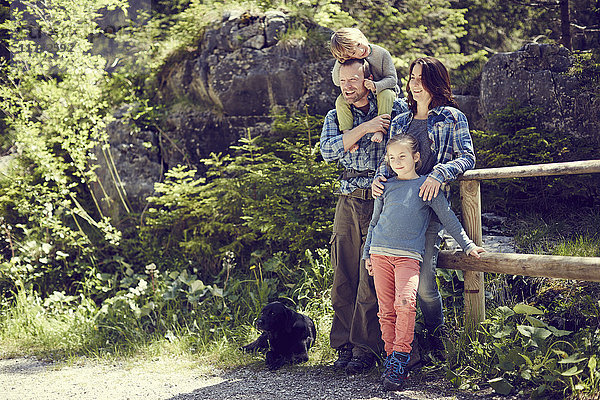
406,57,458,114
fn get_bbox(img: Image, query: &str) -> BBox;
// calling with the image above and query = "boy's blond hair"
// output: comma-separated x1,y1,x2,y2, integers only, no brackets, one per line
330,27,369,63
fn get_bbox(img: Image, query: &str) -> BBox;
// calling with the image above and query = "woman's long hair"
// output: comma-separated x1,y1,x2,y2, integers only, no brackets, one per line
406,57,458,114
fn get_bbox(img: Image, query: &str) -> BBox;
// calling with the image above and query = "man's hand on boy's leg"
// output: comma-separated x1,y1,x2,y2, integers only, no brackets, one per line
371,131,383,143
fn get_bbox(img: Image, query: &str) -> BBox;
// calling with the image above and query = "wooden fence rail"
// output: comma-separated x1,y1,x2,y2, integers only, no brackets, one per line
439,159,600,329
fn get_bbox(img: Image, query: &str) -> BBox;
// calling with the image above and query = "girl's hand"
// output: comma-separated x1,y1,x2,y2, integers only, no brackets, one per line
364,79,376,92
468,246,486,259
364,258,374,276
419,176,442,201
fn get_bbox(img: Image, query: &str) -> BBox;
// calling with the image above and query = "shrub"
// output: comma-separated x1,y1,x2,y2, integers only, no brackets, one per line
142,111,338,277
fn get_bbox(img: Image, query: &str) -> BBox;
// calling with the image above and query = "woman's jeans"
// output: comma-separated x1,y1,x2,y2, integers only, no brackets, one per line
418,218,444,331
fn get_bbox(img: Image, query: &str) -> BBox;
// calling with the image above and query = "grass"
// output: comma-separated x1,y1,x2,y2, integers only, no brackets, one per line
0,285,338,371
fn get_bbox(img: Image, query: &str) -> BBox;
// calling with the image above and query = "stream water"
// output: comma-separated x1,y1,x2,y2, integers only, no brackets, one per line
443,212,515,253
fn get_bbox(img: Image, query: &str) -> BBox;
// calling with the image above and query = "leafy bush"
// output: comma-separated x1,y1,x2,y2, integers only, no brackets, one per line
0,0,126,297
142,111,338,276
446,303,600,398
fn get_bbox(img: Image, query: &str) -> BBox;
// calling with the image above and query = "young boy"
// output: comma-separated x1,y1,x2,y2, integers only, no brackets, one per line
330,28,399,143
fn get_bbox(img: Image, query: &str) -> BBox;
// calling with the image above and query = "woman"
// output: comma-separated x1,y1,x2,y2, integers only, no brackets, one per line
371,56,476,361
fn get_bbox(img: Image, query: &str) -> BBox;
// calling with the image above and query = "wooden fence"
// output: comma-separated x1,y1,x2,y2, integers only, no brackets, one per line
437,160,600,328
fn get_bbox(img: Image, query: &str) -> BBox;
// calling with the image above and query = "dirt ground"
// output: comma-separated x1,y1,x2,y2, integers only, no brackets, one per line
0,356,526,400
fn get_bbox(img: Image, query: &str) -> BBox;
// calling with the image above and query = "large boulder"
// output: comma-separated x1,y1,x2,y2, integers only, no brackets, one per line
479,43,600,138
154,10,338,171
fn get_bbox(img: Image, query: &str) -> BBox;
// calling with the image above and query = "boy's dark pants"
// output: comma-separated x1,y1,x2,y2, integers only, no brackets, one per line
329,195,384,357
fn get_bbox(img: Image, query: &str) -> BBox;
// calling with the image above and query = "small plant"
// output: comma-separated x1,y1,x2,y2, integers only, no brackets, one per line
447,302,599,397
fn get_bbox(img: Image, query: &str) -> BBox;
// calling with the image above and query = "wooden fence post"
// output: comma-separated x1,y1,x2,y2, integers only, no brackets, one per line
459,179,485,330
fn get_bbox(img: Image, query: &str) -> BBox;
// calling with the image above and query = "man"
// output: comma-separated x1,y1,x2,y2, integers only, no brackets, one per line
320,58,408,374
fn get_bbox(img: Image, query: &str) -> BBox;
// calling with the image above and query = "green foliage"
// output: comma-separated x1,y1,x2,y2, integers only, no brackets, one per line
475,100,571,167
0,0,127,297
569,49,600,95
440,210,600,397
0,288,101,358
471,99,598,212
334,0,486,76
143,111,338,272
446,303,600,397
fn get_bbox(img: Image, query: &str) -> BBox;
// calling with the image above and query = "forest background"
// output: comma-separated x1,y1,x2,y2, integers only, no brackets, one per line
0,0,599,398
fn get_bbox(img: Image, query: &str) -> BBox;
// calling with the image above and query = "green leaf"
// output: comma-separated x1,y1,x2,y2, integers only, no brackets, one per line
532,327,552,341
517,325,534,337
558,353,587,364
547,325,572,337
488,377,514,395
514,303,543,315
446,369,462,387
496,305,515,318
190,280,205,293
520,353,533,367
492,325,514,339
589,355,597,371
525,315,548,328
561,366,583,376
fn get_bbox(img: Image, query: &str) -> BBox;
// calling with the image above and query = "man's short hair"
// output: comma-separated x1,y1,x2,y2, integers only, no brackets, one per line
339,58,371,80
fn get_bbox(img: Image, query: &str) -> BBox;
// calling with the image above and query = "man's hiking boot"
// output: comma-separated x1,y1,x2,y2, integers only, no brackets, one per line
333,344,353,369
345,352,376,374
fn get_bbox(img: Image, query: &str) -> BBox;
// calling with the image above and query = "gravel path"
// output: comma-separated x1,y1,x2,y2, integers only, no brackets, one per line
0,357,524,400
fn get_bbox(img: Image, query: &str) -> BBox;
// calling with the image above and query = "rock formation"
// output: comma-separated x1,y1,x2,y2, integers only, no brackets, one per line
480,43,599,137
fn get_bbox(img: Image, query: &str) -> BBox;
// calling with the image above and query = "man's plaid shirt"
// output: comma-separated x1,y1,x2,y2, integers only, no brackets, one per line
320,95,409,194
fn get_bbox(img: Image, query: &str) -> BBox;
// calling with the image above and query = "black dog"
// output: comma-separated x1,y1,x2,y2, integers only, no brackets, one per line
241,301,316,370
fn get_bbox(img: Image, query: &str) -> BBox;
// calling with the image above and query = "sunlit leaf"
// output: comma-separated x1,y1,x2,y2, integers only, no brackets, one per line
589,355,597,371
514,303,543,315
517,325,534,337
558,353,587,364
190,279,205,293
561,366,583,376
547,325,572,337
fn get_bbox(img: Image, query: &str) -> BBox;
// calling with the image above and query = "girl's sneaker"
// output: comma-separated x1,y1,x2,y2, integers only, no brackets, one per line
383,351,410,391
381,353,391,381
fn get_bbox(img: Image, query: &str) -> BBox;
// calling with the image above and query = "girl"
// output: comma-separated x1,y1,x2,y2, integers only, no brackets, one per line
363,134,484,391
371,57,476,356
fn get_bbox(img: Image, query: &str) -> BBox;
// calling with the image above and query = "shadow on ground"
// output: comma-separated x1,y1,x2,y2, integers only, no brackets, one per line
168,363,526,400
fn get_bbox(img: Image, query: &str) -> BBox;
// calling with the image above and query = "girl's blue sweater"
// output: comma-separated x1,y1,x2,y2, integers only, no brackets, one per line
363,176,477,260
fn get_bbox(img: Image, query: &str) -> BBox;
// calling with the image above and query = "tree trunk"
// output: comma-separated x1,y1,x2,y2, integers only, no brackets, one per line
560,0,572,50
